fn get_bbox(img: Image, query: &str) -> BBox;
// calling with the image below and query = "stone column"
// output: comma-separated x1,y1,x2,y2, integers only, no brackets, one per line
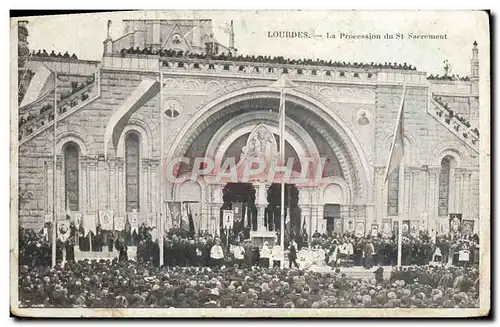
403,168,411,220
149,159,159,215
374,166,386,226
212,202,223,236
463,169,472,219
55,155,63,218
108,158,117,214
428,166,441,235
141,158,150,217
409,168,421,222
116,158,125,216
454,168,464,215
80,157,88,213
97,155,108,210
253,182,268,232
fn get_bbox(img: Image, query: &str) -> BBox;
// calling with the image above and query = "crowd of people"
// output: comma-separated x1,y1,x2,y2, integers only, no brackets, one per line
31,49,78,60
427,74,471,81
433,95,479,136
18,257,479,308
118,46,417,71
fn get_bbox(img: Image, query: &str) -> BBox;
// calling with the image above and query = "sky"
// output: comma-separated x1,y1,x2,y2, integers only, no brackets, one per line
19,10,489,76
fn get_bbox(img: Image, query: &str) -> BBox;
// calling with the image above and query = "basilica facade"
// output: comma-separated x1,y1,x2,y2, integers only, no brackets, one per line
17,19,481,239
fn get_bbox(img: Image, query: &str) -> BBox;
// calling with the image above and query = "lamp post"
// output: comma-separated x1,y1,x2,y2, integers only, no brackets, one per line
269,73,298,268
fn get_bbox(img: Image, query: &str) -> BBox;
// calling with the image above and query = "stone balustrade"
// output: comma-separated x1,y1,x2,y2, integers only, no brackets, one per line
430,98,479,150
19,81,99,142
102,54,428,84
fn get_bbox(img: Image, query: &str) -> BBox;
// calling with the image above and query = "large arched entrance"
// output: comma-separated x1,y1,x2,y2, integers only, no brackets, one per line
167,86,372,239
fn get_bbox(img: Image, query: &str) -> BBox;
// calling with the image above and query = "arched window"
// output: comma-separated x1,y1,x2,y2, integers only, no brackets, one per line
387,166,399,216
64,142,80,211
125,133,140,212
438,157,451,216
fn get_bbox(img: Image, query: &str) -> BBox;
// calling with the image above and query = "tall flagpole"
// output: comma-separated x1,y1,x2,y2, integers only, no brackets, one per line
280,89,285,256
159,72,164,266
51,71,58,267
398,163,404,267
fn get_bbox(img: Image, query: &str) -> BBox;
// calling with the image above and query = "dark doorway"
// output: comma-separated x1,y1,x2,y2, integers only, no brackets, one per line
324,204,341,236
220,183,257,239
266,184,301,238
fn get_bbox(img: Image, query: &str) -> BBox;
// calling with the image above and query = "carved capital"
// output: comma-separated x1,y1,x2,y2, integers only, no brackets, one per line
55,155,63,169
428,166,441,177
115,158,124,169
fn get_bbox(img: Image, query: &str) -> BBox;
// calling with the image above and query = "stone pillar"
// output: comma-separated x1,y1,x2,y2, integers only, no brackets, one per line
141,158,150,216
463,169,472,219
454,168,464,215
149,159,159,215
55,155,63,218
409,168,421,222
97,155,108,210
428,166,441,235
108,157,117,213
80,158,88,213
374,166,386,226
212,202,223,236
253,182,268,232
402,168,411,221
116,158,125,216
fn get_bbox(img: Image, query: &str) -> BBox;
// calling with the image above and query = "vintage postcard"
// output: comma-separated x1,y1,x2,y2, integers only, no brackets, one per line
10,10,490,318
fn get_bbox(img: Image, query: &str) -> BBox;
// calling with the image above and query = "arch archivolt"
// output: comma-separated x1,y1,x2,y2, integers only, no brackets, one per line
166,86,373,204
206,111,320,167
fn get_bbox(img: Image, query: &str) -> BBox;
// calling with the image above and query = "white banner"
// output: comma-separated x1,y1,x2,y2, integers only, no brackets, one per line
222,210,234,229
82,214,97,236
57,220,70,242
99,210,114,231
73,213,83,227
114,216,126,231
129,211,139,233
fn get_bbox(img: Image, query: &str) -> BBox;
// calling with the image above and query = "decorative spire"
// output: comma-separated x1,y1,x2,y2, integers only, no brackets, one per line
229,20,235,50
443,59,451,76
107,20,112,40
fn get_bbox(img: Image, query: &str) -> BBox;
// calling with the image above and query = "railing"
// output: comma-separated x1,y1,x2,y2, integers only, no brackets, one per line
19,80,99,143
430,97,479,151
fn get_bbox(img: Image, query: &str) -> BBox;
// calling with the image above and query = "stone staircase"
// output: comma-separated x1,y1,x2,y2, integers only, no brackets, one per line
428,98,479,153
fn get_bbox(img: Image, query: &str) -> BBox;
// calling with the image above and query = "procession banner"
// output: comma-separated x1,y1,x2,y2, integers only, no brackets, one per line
82,214,97,236
167,201,182,230
419,212,429,231
99,210,114,231
129,211,139,234
188,202,202,232
145,212,156,229
449,213,462,235
333,218,343,234
223,210,234,229
402,220,410,235
145,213,158,240
73,213,83,228
382,219,392,238
345,219,355,233
354,221,365,238
114,216,126,231
57,220,70,242
462,219,474,236
371,224,379,237
410,220,419,236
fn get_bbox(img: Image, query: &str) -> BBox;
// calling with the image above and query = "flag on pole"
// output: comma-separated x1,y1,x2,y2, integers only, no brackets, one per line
384,85,407,182
301,217,307,236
